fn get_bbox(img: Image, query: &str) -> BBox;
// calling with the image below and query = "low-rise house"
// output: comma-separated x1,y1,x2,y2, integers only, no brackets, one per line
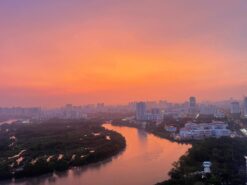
165,126,177,132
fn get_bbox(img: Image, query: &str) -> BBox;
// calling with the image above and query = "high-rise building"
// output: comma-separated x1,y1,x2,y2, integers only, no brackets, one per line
230,101,241,114
136,102,146,121
189,97,196,107
188,96,197,114
151,108,160,114
146,108,162,121
63,104,86,119
244,97,247,118
200,105,215,116
97,103,105,109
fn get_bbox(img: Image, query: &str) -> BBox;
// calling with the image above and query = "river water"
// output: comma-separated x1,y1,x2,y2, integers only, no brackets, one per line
5,124,190,185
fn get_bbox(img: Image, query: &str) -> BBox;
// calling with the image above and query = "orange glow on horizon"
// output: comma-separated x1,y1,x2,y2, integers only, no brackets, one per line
1,1,247,107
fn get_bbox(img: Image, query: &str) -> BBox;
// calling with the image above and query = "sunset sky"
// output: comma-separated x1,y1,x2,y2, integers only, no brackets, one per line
1,0,247,107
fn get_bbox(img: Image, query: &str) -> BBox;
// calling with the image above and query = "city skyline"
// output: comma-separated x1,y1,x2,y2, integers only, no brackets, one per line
1,95,247,109
1,0,247,107
1,1,247,185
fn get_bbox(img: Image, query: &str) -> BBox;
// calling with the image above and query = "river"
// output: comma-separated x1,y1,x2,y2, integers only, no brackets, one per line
5,124,190,185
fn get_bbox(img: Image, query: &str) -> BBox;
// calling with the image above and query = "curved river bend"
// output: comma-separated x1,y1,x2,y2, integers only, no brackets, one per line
6,124,190,185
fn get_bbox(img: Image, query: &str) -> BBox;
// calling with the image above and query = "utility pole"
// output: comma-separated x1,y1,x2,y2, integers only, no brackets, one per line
245,156,247,185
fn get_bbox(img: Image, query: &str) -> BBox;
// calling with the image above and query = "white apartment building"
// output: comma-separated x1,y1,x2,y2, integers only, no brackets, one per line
179,121,231,139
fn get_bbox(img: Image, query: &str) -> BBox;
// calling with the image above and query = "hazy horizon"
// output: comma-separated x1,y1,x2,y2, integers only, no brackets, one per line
1,0,247,107
0,97,246,109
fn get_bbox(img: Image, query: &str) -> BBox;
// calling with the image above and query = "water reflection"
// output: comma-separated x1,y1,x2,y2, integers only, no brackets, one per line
3,124,190,185
137,129,148,144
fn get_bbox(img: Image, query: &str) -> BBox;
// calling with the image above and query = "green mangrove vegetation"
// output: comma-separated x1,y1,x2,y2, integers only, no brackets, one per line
158,137,247,185
0,119,126,180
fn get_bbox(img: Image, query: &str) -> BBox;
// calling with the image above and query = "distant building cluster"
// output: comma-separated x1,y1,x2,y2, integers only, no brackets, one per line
1,96,247,123
135,96,247,122
0,104,89,121
0,102,138,121
42,104,88,120
0,107,41,119
228,97,247,118
179,121,231,139
0,101,137,121
136,102,163,121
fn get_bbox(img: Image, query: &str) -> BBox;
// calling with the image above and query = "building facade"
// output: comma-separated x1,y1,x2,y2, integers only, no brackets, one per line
179,121,231,139
230,101,241,115
188,96,197,114
244,97,247,118
136,102,147,121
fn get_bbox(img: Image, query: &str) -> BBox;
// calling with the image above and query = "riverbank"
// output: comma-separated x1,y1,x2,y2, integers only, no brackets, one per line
2,122,190,185
111,120,247,185
111,120,192,144
0,119,126,181
157,137,247,185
